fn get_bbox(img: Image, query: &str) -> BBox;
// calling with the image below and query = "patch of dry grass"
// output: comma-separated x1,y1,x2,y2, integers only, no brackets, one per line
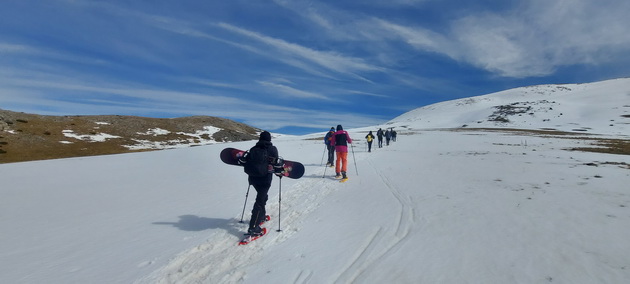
570,139,630,156
448,127,630,156
0,109,259,164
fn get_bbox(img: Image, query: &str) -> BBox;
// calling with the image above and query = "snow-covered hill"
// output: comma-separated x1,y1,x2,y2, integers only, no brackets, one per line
386,78,630,136
1,79,629,283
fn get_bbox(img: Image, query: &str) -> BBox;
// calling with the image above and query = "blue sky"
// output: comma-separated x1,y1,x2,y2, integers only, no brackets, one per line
1,0,629,135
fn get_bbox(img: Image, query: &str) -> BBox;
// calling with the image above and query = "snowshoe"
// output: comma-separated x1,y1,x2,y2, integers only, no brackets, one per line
239,228,267,245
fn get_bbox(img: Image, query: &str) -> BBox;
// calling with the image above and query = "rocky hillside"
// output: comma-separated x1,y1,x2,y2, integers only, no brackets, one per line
0,109,260,164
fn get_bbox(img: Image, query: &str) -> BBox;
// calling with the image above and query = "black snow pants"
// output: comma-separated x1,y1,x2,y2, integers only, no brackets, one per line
248,174,272,231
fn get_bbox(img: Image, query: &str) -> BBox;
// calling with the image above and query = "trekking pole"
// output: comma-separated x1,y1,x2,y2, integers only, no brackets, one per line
239,184,251,223
322,154,330,178
351,143,358,176
277,176,283,232
320,145,326,166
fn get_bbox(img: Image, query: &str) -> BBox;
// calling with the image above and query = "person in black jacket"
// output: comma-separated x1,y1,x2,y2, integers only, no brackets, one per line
376,128,384,148
324,127,335,167
365,131,375,152
241,131,281,236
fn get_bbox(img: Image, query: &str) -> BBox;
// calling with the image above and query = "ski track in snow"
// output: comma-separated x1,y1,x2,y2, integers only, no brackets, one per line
334,158,415,283
136,149,345,283
136,141,404,283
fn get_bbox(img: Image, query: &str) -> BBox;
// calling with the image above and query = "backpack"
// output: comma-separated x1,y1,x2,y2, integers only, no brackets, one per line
335,132,348,146
324,131,334,145
243,146,270,177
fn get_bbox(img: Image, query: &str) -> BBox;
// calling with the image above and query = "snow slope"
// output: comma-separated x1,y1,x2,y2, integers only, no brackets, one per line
387,78,630,136
1,79,629,283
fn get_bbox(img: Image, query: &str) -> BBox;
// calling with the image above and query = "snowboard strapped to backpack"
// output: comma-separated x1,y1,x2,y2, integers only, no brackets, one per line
221,147,305,179
243,146,271,177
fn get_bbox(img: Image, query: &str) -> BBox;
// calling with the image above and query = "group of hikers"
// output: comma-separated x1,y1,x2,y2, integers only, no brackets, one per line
361,127,398,152
324,125,398,171
237,125,396,241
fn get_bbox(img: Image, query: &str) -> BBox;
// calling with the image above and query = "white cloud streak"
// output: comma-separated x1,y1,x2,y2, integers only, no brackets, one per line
0,42,109,66
277,0,630,78
419,0,630,77
216,23,383,80
257,81,331,100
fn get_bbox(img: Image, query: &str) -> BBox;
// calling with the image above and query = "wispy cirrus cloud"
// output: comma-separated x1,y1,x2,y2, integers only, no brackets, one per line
0,43,37,54
275,0,630,78
448,0,630,77
215,23,383,81
380,0,630,78
136,14,379,81
346,90,389,98
257,81,330,100
372,20,450,55
0,42,110,66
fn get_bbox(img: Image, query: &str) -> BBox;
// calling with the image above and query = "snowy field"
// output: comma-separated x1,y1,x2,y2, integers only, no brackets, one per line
1,79,629,283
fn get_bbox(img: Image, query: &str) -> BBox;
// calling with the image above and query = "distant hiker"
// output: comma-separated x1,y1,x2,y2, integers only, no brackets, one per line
330,125,353,180
324,127,335,167
385,129,392,146
238,131,284,237
376,128,384,148
392,129,397,142
365,131,375,152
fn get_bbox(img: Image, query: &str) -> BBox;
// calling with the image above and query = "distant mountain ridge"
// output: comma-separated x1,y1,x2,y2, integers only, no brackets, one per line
0,110,260,163
387,78,630,136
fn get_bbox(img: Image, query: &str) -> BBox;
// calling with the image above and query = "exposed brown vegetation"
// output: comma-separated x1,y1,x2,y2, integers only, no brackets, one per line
569,139,630,156
0,109,260,164
449,127,630,156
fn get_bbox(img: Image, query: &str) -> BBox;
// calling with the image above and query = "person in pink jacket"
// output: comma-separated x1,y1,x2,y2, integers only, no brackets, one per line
330,124,352,180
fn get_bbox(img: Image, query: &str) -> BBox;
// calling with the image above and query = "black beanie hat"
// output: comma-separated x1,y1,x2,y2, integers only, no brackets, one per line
337,125,343,131
259,131,271,142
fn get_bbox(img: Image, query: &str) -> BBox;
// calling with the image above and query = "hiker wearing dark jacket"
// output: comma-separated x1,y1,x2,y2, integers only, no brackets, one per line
365,131,375,152
323,127,335,167
239,131,281,236
330,124,353,180
376,128,384,148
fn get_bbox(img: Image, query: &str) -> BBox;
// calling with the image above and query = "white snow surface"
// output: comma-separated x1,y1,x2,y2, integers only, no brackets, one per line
387,78,630,137
137,128,171,136
1,79,629,283
125,126,224,150
62,130,121,142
